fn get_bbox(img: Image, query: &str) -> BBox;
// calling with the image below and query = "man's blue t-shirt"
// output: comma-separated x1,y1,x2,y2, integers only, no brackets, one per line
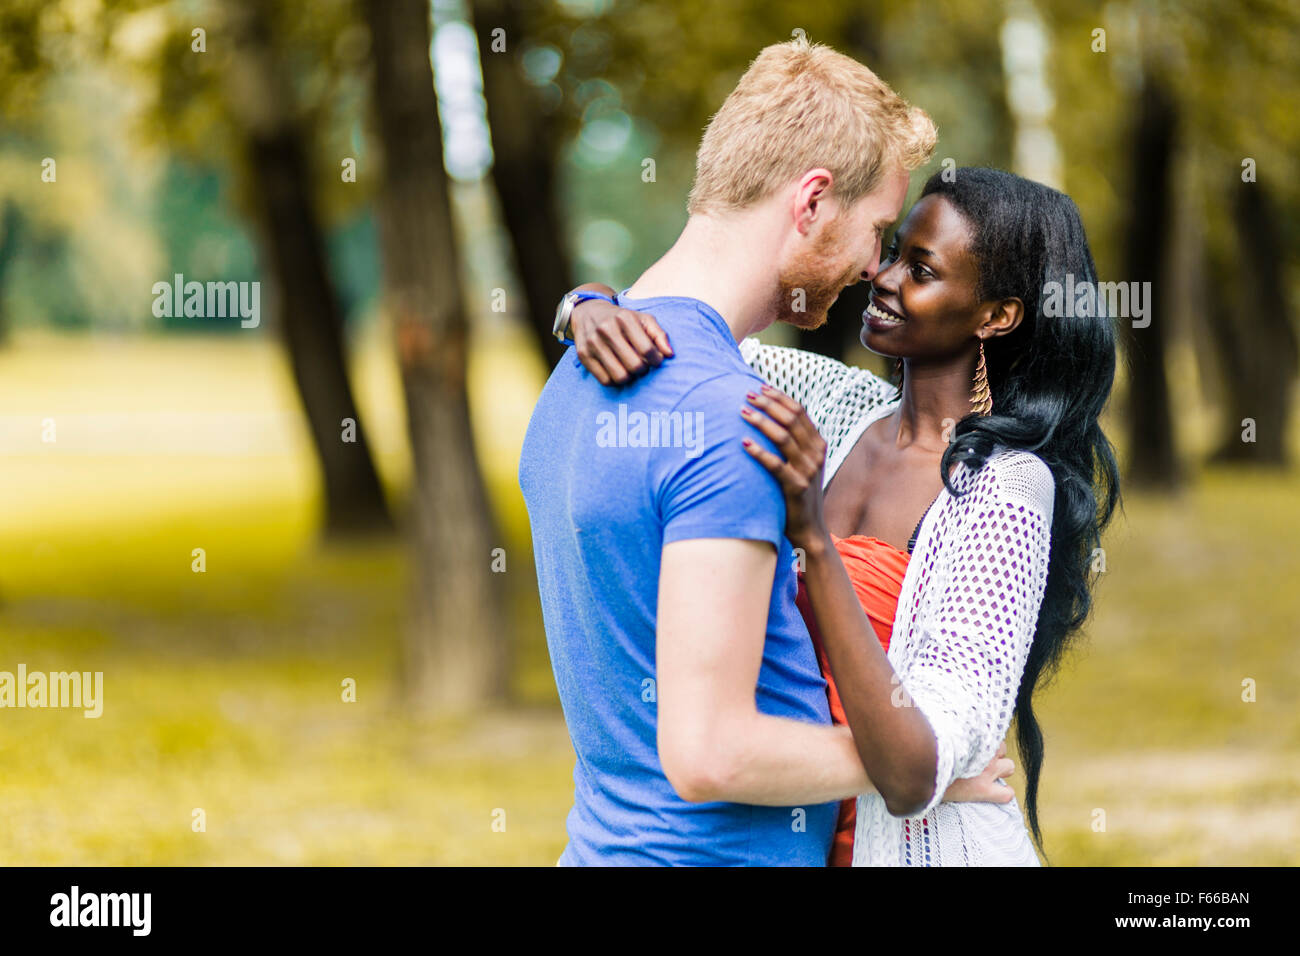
518,294,837,866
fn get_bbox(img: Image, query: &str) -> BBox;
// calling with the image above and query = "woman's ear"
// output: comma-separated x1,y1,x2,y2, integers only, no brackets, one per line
982,297,1024,338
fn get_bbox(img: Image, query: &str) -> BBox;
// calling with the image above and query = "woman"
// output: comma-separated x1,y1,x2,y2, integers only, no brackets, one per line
568,167,1119,865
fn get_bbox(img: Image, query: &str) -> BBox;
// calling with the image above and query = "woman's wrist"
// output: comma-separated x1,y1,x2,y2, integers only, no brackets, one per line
797,527,834,563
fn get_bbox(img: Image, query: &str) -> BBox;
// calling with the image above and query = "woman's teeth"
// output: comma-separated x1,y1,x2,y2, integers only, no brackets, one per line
866,303,904,326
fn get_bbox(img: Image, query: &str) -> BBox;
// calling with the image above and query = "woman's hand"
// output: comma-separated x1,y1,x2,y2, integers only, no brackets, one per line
570,285,673,385
740,385,829,551
942,741,1016,805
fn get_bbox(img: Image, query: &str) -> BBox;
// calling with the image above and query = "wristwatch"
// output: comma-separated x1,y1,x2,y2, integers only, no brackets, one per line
553,290,616,345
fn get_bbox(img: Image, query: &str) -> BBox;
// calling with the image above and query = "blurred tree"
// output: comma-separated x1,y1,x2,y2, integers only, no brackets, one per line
0,202,21,343
365,0,507,712
1205,182,1297,465
1047,0,1300,477
472,0,573,368
2,0,387,523
1120,71,1180,488
220,0,392,536
1176,0,1299,466
0,1,89,338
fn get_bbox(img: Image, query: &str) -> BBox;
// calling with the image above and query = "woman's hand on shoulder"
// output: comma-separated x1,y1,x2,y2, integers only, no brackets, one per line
571,288,673,386
740,385,828,550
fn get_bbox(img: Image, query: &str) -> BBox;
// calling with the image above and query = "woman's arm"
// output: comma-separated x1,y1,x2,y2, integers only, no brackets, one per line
894,455,1054,820
740,385,1016,815
563,285,895,421
567,283,672,386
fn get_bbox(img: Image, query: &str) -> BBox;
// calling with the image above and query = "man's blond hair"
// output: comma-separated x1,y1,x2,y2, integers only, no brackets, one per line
687,38,936,215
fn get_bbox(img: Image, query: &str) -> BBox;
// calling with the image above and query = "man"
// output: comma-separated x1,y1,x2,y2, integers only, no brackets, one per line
519,38,935,865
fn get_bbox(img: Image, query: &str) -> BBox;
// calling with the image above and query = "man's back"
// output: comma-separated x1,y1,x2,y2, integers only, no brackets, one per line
519,293,836,866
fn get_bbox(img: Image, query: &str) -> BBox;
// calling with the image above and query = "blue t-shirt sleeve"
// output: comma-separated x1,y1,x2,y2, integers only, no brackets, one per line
657,375,787,548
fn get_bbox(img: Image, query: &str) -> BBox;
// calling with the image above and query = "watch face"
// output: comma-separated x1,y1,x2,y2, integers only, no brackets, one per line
554,293,575,339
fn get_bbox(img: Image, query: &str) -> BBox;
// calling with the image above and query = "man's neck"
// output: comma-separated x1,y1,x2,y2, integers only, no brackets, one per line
624,210,782,342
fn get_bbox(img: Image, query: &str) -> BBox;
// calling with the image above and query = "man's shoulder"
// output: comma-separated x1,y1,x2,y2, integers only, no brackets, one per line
668,364,764,408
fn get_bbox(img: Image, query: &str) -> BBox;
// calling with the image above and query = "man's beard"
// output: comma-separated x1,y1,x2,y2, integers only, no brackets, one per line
774,220,859,330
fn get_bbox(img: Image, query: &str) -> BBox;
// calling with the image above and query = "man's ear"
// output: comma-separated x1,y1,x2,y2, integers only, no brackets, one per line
982,297,1024,338
792,168,834,236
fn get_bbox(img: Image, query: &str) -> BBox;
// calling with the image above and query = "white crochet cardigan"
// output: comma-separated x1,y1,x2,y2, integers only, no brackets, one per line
739,338,1053,867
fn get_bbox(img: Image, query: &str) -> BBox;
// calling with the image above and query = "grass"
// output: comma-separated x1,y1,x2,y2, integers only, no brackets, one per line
1033,467,1300,864
0,328,1296,865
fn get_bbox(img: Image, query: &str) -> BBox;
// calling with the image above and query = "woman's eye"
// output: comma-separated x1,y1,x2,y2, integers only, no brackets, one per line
910,263,930,280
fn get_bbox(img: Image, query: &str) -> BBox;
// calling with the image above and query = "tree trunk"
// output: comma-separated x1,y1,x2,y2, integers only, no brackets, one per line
1120,75,1181,489
224,0,392,537
1207,182,1297,465
472,0,572,368
0,201,21,346
364,0,508,712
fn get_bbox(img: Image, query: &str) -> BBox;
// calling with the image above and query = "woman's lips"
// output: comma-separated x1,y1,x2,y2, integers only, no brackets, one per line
864,300,905,331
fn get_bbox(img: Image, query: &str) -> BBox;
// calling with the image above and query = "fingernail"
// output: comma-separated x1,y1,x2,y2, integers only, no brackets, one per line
745,392,758,401
741,438,752,447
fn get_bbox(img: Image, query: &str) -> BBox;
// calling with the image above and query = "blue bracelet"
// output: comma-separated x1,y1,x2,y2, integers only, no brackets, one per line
555,290,617,346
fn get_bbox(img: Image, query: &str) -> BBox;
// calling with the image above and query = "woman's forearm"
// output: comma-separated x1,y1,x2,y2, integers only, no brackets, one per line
801,533,939,816
574,281,617,296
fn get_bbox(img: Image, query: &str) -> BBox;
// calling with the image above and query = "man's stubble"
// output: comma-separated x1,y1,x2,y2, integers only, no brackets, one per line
774,213,863,331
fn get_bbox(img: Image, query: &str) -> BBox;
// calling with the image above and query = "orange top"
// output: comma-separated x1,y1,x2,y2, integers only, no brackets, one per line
795,533,911,868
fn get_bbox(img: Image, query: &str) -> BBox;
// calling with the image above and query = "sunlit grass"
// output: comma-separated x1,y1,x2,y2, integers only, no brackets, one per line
0,329,1295,865
1035,467,1300,865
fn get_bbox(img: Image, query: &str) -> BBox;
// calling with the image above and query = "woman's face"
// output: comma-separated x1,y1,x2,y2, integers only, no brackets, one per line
860,194,990,359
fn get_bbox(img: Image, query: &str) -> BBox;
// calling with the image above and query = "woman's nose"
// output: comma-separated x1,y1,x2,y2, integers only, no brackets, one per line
871,257,901,293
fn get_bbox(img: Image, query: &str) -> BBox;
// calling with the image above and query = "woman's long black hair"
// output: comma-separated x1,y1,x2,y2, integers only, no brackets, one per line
922,167,1121,855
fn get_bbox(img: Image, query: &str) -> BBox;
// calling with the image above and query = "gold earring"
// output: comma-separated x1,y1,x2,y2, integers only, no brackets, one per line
971,340,992,416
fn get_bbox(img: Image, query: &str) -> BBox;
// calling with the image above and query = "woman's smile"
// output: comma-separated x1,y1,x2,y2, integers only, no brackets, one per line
864,298,906,331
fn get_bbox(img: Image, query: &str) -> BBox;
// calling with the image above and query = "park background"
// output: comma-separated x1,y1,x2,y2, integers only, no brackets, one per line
0,0,1296,865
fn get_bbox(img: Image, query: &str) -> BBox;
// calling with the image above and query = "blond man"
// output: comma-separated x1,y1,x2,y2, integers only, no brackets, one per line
521,39,938,865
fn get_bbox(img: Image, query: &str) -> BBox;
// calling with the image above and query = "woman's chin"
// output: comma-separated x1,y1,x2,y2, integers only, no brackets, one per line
860,326,900,355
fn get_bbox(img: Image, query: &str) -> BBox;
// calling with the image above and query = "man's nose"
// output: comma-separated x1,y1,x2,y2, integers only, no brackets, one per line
860,244,882,283
871,256,900,294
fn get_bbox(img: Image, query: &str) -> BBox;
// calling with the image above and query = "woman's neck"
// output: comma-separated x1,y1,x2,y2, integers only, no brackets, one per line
893,353,979,452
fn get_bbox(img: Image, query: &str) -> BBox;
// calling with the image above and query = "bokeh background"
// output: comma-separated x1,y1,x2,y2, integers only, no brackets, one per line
1,0,1296,865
